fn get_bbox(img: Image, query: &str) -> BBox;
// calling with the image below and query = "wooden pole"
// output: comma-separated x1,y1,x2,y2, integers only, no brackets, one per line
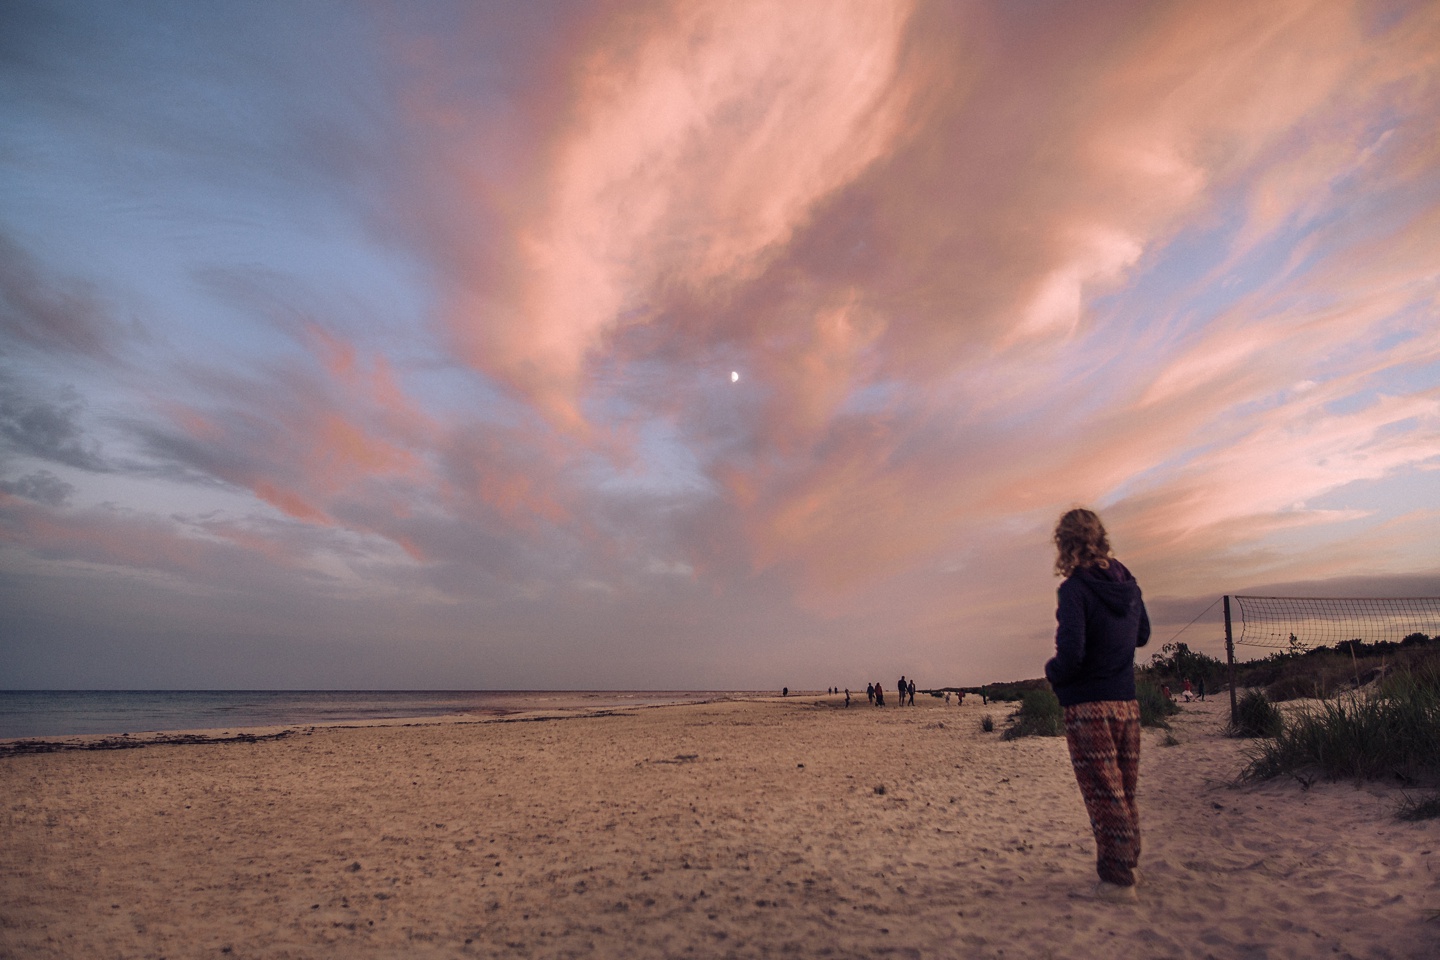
1224,595,1238,726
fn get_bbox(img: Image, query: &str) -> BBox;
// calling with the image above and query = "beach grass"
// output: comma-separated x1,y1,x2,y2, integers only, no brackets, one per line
1002,687,1062,739
1137,679,1180,728
1240,658,1440,784
1396,792,1440,822
1001,679,1178,739
1227,689,1284,739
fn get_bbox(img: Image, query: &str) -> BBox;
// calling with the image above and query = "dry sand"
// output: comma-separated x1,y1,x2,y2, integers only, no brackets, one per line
2,694,1437,959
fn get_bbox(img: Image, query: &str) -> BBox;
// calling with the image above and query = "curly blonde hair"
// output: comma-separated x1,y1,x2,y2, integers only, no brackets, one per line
1053,507,1112,577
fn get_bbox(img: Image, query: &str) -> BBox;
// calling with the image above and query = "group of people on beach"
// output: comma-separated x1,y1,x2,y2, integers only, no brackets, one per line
1160,676,1206,703
863,676,916,707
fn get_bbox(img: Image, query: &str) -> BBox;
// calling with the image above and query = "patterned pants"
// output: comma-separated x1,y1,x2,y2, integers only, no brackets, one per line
1063,699,1141,886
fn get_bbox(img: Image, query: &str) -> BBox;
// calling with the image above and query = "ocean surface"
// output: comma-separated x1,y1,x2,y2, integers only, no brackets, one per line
0,690,747,740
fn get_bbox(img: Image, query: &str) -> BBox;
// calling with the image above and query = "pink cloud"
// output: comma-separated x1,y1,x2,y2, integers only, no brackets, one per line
428,0,920,428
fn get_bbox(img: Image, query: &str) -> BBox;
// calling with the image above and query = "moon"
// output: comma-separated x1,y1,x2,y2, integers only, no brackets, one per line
730,371,740,383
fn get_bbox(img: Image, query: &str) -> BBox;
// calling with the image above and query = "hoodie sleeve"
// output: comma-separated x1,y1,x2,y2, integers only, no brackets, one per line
1136,596,1151,649
1045,578,1086,686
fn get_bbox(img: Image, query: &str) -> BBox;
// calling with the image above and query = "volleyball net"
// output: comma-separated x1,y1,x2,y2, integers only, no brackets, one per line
1226,596,1440,651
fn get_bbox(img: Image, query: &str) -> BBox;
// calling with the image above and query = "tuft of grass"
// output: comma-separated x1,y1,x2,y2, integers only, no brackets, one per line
1240,663,1440,784
1396,793,1440,822
1002,688,1063,740
1228,690,1284,739
980,714,995,733
1137,679,1180,728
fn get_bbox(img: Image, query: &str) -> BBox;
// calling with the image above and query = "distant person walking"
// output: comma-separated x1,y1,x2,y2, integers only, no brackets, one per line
1197,676,1206,701
1044,507,1151,903
897,676,907,707
907,679,916,706
845,688,851,707
867,683,875,705
874,682,885,707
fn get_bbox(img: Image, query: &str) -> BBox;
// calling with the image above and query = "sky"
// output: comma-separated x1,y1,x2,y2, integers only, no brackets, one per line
1,0,1437,691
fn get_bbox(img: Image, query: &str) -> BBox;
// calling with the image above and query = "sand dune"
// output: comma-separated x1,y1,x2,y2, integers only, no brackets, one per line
2,695,1436,958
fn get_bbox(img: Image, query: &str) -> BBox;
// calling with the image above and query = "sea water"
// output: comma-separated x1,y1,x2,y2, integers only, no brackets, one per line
0,690,739,739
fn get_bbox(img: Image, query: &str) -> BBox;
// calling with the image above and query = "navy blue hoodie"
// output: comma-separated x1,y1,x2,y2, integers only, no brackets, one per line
1045,559,1151,707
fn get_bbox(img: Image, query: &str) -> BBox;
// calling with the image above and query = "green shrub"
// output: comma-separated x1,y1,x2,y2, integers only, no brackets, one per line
1003,688,1063,739
1228,689,1283,739
1137,679,1180,728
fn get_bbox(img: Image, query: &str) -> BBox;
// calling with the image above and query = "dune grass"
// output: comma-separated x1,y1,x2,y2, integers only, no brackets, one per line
1002,688,1063,739
1002,680,1179,740
1239,658,1440,785
1396,793,1440,822
1227,689,1284,739
1136,679,1180,728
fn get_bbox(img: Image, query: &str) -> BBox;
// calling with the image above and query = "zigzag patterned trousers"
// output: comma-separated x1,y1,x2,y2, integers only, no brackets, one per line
1062,699,1141,886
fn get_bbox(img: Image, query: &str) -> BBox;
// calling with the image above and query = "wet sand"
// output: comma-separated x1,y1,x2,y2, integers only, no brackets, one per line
2,694,1436,958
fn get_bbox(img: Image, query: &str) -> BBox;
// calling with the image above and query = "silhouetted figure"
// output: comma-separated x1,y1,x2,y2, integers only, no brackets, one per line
867,683,875,705
845,688,851,707
908,679,916,705
875,682,885,707
897,675,907,707
782,687,788,697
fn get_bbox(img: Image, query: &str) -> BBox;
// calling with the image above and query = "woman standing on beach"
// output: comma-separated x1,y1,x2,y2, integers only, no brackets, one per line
1044,507,1150,902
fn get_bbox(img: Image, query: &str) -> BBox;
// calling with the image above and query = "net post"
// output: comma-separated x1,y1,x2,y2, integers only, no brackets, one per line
1224,595,1237,726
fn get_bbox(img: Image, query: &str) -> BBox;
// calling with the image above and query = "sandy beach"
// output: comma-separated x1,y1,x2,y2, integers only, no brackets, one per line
2,694,1436,959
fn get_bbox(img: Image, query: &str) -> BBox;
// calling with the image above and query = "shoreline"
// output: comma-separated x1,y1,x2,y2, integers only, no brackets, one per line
0,689,768,747
3,695,1436,958
0,692,781,756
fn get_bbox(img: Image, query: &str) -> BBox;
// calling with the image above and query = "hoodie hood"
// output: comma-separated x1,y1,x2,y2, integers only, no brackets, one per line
1074,560,1141,617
